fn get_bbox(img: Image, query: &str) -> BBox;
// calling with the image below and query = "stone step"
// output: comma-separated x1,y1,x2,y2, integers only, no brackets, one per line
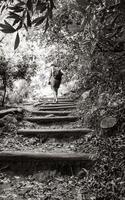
25,116,78,123
0,108,22,118
38,103,76,108
39,106,76,111
17,128,93,138
41,97,72,100
23,102,34,105
40,99,74,103
41,101,75,104
0,151,96,163
34,103,76,107
31,110,71,116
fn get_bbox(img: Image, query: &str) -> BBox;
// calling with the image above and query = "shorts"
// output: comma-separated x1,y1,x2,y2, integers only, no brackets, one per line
50,77,61,91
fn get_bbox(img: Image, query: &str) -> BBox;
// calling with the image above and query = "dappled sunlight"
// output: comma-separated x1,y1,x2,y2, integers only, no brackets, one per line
29,71,76,99
0,0,125,199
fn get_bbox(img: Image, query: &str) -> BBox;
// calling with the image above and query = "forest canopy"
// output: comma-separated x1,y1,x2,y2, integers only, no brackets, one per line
0,0,125,104
0,0,124,49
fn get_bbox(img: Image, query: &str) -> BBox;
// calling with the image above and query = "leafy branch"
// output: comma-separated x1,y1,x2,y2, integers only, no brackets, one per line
0,0,55,49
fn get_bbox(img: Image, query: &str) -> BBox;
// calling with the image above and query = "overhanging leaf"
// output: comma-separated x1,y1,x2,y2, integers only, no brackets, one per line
44,17,49,32
39,2,47,13
13,19,20,26
14,32,20,50
24,23,28,31
7,12,21,20
4,20,16,31
32,16,46,26
27,0,33,11
8,6,24,12
1,3,6,14
0,21,16,33
1,29,15,33
16,21,22,31
27,11,31,27
0,23,8,29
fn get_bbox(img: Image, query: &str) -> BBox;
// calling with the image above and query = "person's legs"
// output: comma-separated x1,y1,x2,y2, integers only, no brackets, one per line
51,78,60,103
55,88,58,103
53,89,57,103
52,88,58,103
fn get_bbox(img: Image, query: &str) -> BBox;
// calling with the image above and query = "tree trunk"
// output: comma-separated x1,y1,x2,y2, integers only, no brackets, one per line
2,77,7,107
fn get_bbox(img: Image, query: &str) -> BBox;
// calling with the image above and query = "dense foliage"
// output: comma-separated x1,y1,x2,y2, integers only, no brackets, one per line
0,0,125,199
0,55,37,105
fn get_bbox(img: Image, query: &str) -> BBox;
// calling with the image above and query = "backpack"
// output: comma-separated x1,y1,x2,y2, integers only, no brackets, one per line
52,67,63,80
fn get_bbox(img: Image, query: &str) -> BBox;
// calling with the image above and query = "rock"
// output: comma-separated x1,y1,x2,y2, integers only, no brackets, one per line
100,116,118,136
100,116,117,129
81,90,90,101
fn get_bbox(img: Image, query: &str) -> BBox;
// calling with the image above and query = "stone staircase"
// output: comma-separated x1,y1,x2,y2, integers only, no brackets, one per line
0,97,96,173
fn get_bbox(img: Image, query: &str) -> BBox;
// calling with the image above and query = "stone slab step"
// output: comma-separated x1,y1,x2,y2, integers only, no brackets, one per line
40,99,74,103
40,97,72,100
39,106,76,111
23,102,34,105
0,151,96,163
47,100,74,103
41,101,75,104
25,116,78,123
0,108,22,118
38,103,76,108
17,128,93,138
31,110,71,116
34,103,76,107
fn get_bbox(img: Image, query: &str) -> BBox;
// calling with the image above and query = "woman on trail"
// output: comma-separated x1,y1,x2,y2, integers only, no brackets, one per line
48,63,64,103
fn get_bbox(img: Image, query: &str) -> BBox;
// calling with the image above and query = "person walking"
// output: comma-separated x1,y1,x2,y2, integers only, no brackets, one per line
48,63,64,103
